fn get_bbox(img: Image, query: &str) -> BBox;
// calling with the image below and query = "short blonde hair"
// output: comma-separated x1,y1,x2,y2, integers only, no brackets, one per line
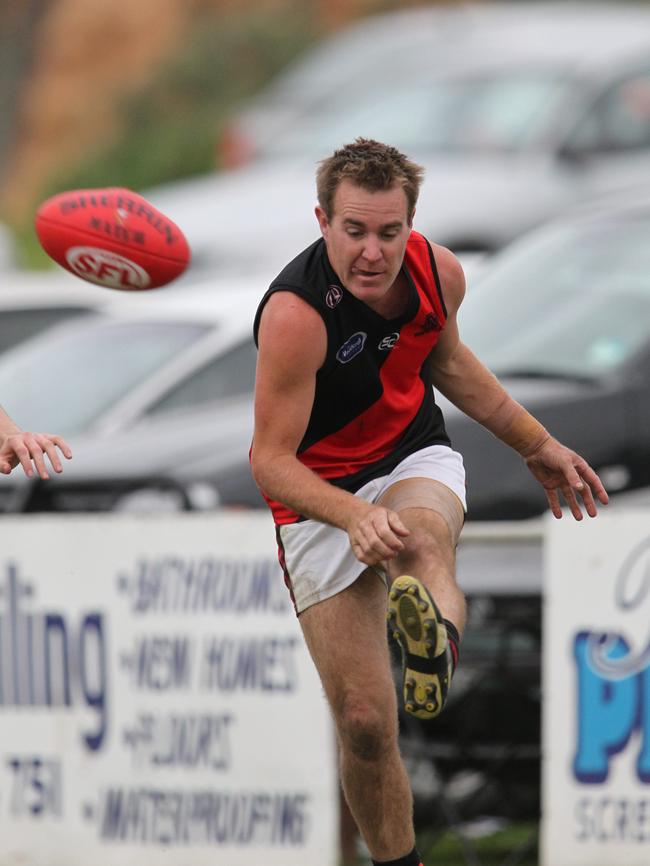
316,138,425,222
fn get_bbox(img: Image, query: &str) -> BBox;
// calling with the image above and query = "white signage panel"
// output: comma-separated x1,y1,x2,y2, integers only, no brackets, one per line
542,513,650,866
0,514,337,866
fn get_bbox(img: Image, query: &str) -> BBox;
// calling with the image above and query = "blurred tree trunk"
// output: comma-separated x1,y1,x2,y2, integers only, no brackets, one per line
0,0,53,195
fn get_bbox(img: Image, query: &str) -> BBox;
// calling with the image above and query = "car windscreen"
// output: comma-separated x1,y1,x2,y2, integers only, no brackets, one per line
145,337,257,416
0,306,93,355
259,71,571,158
460,217,650,379
0,318,210,436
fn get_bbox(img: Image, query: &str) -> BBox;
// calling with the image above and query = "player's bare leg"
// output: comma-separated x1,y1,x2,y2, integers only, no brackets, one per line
299,569,417,862
379,478,466,719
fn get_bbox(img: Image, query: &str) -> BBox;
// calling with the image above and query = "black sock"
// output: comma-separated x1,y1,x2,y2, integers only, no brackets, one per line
444,618,460,670
372,848,422,866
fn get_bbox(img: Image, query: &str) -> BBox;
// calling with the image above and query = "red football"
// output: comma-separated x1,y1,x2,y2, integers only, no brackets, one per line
34,187,191,290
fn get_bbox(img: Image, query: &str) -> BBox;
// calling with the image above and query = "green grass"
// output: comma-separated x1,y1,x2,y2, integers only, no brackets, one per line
341,821,539,866
419,821,539,866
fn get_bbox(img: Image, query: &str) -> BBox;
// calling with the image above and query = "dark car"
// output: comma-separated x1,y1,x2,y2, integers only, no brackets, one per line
442,188,650,519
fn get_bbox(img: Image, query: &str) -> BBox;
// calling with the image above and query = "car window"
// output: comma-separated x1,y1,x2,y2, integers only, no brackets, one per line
567,69,650,152
0,306,92,355
462,217,650,378
145,337,256,416
0,318,209,435
260,72,571,157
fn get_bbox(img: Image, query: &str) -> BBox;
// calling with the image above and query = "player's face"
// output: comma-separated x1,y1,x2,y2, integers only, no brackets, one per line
315,180,412,307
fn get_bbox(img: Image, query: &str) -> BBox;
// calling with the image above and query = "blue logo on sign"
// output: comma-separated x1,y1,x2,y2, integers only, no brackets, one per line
572,537,650,784
336,331,367,364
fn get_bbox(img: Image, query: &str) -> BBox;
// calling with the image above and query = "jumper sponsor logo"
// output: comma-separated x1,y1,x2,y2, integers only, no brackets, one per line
415,312,441,335
336,331,366,364
379,332,399,351
65,246,150,290
573,537,650,786
0,563,108,751
325,284,343,308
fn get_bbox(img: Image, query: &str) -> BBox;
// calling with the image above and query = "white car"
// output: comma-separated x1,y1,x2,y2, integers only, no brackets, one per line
0,270,122,356
147,1,650,283
0,279,265,513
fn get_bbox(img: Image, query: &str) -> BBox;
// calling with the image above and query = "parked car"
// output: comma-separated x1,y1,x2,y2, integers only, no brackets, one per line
0,271,123,357
443,186,650,518
0,281,265,513
216,3,463,169
146,1,650,284
2,188,650,519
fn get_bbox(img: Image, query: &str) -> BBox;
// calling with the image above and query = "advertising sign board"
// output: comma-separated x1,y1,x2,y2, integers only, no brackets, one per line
542,513,650,865
0,513,337,866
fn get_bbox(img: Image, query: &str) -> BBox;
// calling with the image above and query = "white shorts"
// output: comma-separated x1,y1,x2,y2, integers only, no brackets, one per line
278,444,466,614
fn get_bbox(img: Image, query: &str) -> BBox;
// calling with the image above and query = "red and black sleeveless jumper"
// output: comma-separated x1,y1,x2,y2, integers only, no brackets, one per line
253,230,451,525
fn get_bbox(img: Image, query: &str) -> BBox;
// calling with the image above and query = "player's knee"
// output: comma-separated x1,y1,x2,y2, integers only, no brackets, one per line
337,698,395,762
395,521,450,571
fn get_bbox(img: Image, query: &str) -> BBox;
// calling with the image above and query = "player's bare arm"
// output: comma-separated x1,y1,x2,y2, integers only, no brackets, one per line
251,292,409,564
426,244,608,519
0,405,72,479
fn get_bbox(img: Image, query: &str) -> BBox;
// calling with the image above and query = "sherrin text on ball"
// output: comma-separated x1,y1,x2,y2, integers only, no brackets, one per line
34,187,190,290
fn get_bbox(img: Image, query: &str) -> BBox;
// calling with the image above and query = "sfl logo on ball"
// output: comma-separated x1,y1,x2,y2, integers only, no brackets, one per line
66,246,151,290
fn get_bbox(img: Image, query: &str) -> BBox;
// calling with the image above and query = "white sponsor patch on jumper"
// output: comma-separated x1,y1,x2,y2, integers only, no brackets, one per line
379,332,399,351
336,331,367,364
66,246,151,290
325,285,343,309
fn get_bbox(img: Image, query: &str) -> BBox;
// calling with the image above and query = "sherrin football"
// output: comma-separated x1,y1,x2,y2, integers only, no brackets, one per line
34,187,191,290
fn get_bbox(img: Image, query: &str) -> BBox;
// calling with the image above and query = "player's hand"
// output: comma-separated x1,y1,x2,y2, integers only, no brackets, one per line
524,437,609,520
345,504,411,565
0,432,72,479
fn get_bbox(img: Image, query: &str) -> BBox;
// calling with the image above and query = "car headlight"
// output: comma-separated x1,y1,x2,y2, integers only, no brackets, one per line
185,481,221,511
596,464,631,493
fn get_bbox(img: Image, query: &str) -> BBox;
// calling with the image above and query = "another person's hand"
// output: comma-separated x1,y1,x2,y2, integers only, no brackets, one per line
0,431,72,479
345,504,410,565
524,437,608,519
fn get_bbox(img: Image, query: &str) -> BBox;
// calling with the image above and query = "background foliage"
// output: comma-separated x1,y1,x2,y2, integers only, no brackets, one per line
14,1,319,266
